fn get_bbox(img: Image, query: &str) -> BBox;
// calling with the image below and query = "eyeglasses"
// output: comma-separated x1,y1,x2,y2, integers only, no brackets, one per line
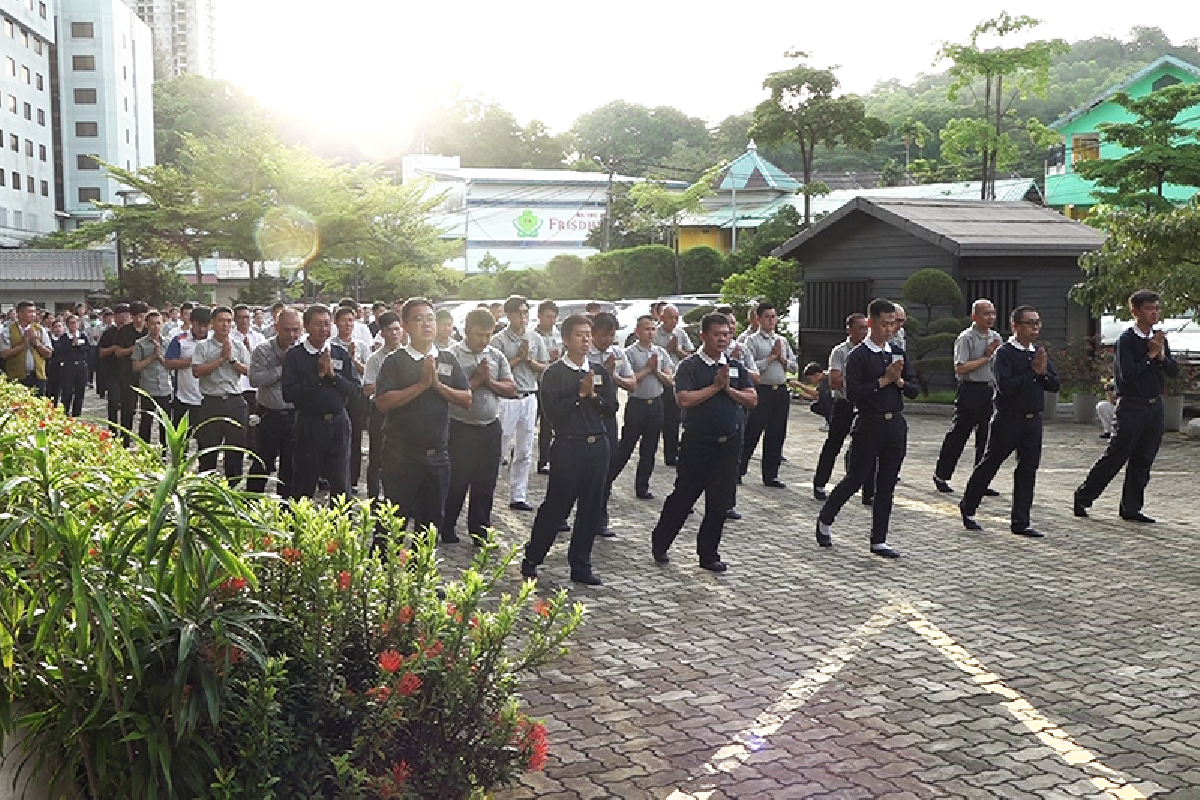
1015,319,1042,327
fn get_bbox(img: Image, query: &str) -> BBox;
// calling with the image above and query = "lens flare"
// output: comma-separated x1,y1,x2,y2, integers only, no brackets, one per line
255,206,319,270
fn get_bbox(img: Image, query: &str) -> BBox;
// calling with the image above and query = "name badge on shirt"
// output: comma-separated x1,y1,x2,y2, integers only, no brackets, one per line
592,373,603,386
729,367,739,379
438,362,453,376
330,358,343,371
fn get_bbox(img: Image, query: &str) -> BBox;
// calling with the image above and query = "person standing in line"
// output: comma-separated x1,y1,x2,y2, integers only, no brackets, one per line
815,299,918,559
445,309,516,544
374,298,471,535
587,311,635,538
738,302,798,488
164,307,211,428
653,304,694,467
260,301,285,339
248,309,303,498
232,305,265,413
534,299,562,474
331,305,373,494
720,305,758,521
959,305,1059,537
362,311,405,500
97,303,127,426
282,305,360,501
1,300,52,396
738,306,760,343
611,314,674,499
192,307,252,481
520,314,615,586
368,301,388,337
86,309,108,390
859,304,911,508
934,299,1003,495
45,317,65,405
1074,290,1179,523
649,313,756,572
113,302,149,446
131,310,174,445
54,315,91,417
1096,379,1117,439
434,308,457,350
891,304,908,351
491,296,550,512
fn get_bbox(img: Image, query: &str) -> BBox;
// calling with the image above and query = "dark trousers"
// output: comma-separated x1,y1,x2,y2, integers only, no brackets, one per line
445,419,502,539
119,381,139,446
961,410,1042,531
173,401,200,429
598,415,619,531
661,386,681,465
105,377,122,432
651,430,739,563
366,405,385,499
58,362,88,417
138,393,172,445
819,413,907,544
740,384,790,481
14,373,46,396
382,455,450,535
196,395,248,481
537,392,554,468
610,396,663,494
934,383,994,482
248,408,296,497
346,393,367,491
524,435,610,574
813,400,854,489
46,362,60,404
1076,398,1165,515
292,410,351,501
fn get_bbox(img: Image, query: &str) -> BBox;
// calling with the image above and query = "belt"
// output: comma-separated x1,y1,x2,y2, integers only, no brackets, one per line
761,384,785,391
204,393,245,402
301,411,343,422
260,407,295,415
515,391,537,398
860,411,898,420
638,397,661,405
561,434,604,444
425,448,438,456
998,409,1040,419
1120,396,1158,405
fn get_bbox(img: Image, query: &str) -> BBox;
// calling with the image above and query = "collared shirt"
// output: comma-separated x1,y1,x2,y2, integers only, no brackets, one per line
490,326,549,394
1005,335,1035,352
994,339,1060,414
652,324,694,370
282,340,359,416
1114,324,1179,399
363,344,401,395
232,328,265,393
844,338,918,414
193,337,251,396
374,346,469,465
449,342,512,425
725,342,758,375
165,330,207,406
534,325,562,361
675,349,753,437
828,339,856,401
132,333,173,396
740,330,798,386
624,341,671,399
954,326,1002,383
1,323,52,373
586,344,633,381
250,337,294,411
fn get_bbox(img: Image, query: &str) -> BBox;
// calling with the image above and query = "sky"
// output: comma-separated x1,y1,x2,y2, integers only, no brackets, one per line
221,0,1200,145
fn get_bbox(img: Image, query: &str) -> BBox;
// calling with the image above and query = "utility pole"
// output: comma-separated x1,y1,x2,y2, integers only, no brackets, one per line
462,180,471,273
730,183,738,253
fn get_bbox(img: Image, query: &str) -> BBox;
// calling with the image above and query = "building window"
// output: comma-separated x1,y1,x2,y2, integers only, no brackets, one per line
25,175,32,193
23,139,31,156
0,172,5,187
965,279,1019,330
125,129,130,143
123,97,128,111
20,30,26,47
21,65,28,84
803,280,875,332
34,39,41,55
72,55,96,71
74,88,97,104
22,102,30,120
38,143,44,160
1072,133,1100,165
77,154,99,170
13,210,21,228
75,121,99,137
79,187,101,203
5,57,14,77
8,134,15,151
1152,74,1182,92
1046,143,1066,176
4,21,11,38
5,96,13,114
36,108,42,125
39,2,46,19
35,73,41,90
70,21,94,38
122,66,127,80
39,180,46,196
12,172,19,190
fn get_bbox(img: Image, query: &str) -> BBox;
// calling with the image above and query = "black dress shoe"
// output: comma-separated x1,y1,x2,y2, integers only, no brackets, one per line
983,488,1001,497
862,496,874,507
536,463,551,475
725,508,742,520
1099,432,1111,439
813,486,827,501
570,571,603,586
653,551,670,564
520,560,538,578
870,543,901,558
441,531,461,544
1073,497,1089,518
558,520,572,532
815,520,832,548
1012,527,1044,538
960,509,982,531
699,559,728,573
509,501,534,512
636,491,655,500
598,528,617,538
933,477,953,493
1120,511,1156,524
764,479,787,489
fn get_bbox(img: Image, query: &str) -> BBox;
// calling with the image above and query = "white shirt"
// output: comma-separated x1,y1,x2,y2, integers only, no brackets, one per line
0,323,52,373
363,345,401,394
232,328,265,392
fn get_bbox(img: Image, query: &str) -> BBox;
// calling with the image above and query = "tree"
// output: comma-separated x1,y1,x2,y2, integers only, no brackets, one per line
904,268,964,393
476,252,508,275
679,246,728,293
584,186,660,251
544,254,590,298
725,205,803,276
750,52,888,226
103,262,189,307
569,101,710,176
720,256,802,337
153,74,267,166
903,268,964,329
1073,83,1200,211
1072,200,1200,317
627,163,723,292
935,14,1068,199
898,117,932,168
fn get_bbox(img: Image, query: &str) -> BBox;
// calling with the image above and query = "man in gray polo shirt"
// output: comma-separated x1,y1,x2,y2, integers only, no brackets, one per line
192,306,252,481
446,308,517,544
611,314,674,498
131,309,174,446
934,299,1003,494
812,313,869,500
248,308,302,497
652,304,694,466
739,302,798,487
491,296,550,510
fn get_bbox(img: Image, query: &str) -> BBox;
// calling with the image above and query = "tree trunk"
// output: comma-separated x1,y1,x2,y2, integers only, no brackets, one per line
981,74,993,200
989,74,1003,200
193,256,204,302
247,260,256,281
800,138,813,227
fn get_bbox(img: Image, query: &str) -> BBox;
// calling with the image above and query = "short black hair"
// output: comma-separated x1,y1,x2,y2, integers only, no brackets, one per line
233,304,250,315
538,300,559,315
585,301,603,314
715,305,735,316
145,310,162,321
270,301,285,312
755,301,776,317
435,308,453,323
303,304,331,327
503,295,530,315
376,311,400,330
867,298,895,318
372,301,386,311
1010,304,1037,326
15,300,35,312
180,301,195,311
401,297,434,322
636,314,655,326
339,297,358,310
466,308,496,331
591,311,618,333
803,361,824,377
845,312,867,328
333,306,357,322
560,313,592,340
700,312,731,334
1129,290,1160,310
190,307,212,325
129,301,149,315
212,305,233,319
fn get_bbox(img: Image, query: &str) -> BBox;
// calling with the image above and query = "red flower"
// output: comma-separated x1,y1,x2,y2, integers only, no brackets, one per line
533,598,552,618
378,649,403,674
337,570,351,591
326,539,340,554
366,685,392,702
280,547,302,565
445,602,456,617
88,547,99,558
261,535,274,550
397,548,409,565
390,761,411,787
525,721,549,771
97,430,111,441
396,606,414,625
423,640,443,659
396,672,422,697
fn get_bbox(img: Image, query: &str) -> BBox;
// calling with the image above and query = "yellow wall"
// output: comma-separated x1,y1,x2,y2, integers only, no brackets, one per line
678,227,731,255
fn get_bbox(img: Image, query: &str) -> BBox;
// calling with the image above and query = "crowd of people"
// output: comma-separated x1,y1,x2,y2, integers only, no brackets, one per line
0,287,1178,583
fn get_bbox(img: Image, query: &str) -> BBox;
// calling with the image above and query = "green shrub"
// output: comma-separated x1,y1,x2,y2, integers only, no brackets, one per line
929,316,965,336
683,305,715,324
679,246,727,294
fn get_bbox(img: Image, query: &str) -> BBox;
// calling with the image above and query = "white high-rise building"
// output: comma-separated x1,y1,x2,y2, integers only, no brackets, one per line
55,0,154,228
128,0,215,78
0,0,57,239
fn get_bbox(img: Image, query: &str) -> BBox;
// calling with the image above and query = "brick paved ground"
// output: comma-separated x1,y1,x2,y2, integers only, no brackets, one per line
80,392,1200,798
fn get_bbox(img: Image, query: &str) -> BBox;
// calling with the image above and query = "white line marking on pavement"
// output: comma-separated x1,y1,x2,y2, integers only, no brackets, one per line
898,605,1149,800
665,603,902,800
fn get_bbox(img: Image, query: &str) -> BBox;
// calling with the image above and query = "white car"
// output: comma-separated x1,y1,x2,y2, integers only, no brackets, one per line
1099,313,1200,368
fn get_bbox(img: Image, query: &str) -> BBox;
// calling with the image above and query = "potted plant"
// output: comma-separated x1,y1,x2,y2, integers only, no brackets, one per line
1051,338,1104,424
